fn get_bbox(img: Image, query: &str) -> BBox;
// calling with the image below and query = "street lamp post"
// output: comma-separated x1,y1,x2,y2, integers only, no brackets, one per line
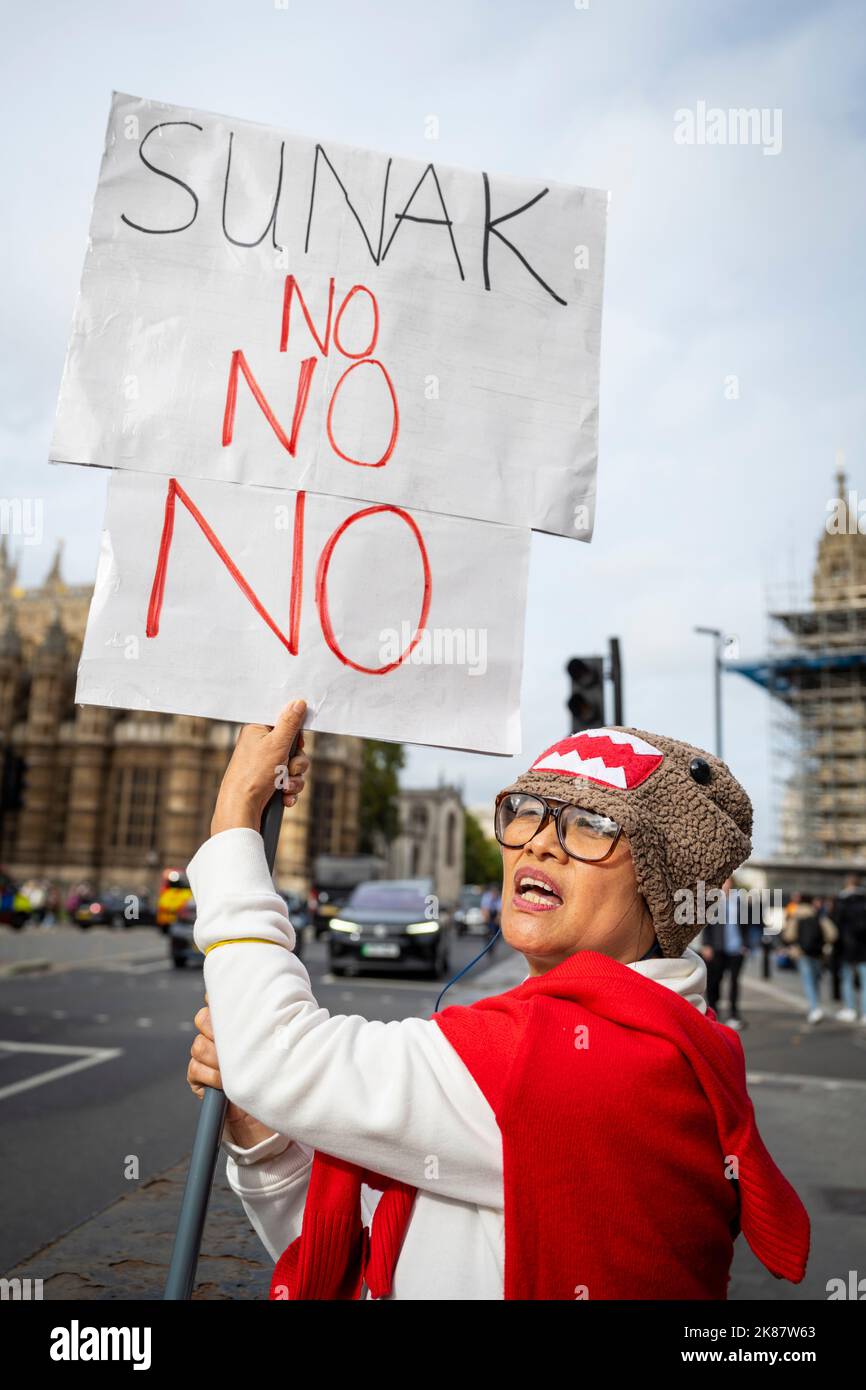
694,626,723,760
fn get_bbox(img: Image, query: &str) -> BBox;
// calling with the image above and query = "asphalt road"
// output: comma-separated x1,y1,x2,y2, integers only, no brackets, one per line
0,923,498,1272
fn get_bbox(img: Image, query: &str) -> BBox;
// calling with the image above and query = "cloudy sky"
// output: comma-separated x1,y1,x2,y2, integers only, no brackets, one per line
2,0,863,854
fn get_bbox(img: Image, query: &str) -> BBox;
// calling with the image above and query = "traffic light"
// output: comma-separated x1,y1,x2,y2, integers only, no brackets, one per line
566,657,605,733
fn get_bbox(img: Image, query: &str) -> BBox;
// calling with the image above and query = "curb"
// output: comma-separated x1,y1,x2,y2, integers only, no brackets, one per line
0,958,52,977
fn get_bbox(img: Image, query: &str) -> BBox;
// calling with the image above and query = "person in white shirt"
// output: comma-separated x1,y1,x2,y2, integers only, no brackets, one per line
186,701,809,1299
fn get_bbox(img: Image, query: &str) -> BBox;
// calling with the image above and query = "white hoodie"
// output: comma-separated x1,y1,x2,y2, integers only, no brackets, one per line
188,827,710,1301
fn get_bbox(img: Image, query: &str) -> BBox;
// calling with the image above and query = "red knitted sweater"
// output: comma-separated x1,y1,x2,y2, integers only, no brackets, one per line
271,951,810,1300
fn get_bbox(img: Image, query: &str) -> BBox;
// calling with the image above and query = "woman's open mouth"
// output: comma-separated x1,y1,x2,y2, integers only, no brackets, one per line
512,866,564,913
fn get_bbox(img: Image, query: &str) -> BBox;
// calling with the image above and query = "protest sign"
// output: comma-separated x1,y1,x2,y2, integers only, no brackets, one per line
51,92,608,540
76,470,530,754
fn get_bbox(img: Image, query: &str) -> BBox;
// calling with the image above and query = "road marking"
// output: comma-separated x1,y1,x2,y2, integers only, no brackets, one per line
741,974,811,1011
0,1041,123,1101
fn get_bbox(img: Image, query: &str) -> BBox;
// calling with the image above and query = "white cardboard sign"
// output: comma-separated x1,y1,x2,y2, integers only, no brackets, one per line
77,470,530,754
51,92,608,540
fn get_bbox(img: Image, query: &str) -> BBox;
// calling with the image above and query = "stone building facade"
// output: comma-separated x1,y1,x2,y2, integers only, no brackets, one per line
387,785,464,910
0,540,363,897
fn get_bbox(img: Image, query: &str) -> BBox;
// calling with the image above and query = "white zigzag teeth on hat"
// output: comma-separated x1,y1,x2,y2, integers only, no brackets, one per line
532,751,628,787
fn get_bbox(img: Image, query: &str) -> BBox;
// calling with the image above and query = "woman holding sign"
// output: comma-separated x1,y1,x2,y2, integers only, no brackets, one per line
187,698,810,1299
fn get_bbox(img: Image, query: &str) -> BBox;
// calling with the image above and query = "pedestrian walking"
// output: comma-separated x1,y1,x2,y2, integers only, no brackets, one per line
781,894,838,1024
834,874,866,1025
700,877,750,1030
480,881,502,937
187,708,809,1299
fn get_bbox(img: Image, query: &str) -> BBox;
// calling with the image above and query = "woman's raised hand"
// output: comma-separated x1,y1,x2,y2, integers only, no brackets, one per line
211,698,310,836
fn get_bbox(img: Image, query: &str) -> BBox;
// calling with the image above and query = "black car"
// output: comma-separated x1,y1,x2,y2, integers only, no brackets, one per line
74,890,157,929
168,894,306,968
327,878,451,978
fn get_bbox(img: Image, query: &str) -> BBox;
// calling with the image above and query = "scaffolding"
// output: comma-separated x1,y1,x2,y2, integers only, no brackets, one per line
731,471,866,864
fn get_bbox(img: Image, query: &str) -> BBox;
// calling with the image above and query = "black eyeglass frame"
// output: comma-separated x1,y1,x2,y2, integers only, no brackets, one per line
493,790,623,864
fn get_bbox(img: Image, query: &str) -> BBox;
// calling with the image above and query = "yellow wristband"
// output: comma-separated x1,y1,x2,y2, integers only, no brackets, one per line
203,937,289,956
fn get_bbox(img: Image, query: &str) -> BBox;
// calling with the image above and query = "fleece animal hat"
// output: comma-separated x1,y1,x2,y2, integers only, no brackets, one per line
498,727,753,958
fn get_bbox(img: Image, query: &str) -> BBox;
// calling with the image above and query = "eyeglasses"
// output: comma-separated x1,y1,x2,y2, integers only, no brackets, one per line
493,791,622,863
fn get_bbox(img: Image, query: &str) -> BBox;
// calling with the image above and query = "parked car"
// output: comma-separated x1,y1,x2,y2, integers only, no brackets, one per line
453,886,487,937
327,878,450,978
74,889,157,929
169,896,305,968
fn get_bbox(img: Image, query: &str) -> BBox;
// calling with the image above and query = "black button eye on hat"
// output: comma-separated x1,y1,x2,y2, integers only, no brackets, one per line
689,756,712,785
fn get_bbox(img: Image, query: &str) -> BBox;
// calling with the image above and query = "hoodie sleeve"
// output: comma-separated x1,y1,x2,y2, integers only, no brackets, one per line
187,828,504,1211
220,1131,314,1264
218,1131,383,1268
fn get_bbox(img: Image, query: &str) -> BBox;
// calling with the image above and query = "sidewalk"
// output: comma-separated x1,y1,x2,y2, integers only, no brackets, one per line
454,939,831,1018
445,940,527,1002
7,1155,274,1300
8,942,863,1301
0,923,164,977
740,947,856,1018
